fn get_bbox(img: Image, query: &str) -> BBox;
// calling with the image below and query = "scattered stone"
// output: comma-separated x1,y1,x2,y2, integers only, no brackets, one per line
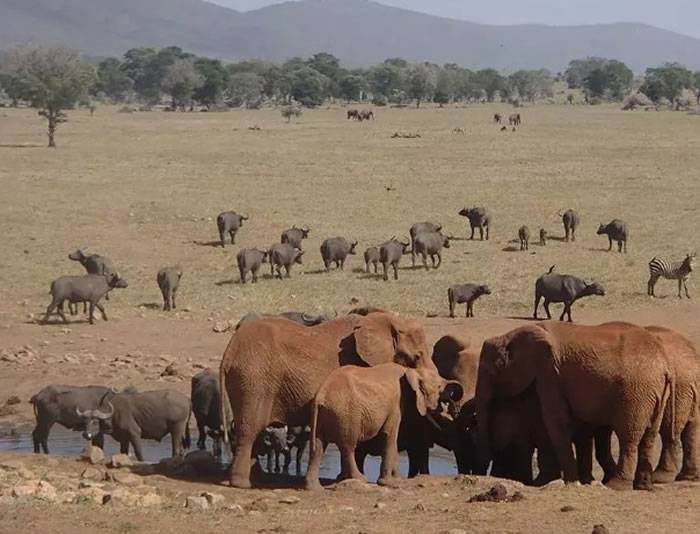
110,454,134,468
213,321,232,333
202,492,225,507
60,491,77,504
35,480,57,502
11,484,36,498
374,502,387,509
338,505,355,512
111,471,142,487
5,396,21,405
80,466,105,482
160,363,179,377
78,486,106,504
186,495,210,510
104,487,140,506
453,475,478,486
447,530,468,534
561,505,577,512
139,493,163,507
592,526,610,534
279,495,300,504
468,483,524,503
228,503,245,513
80,445,105,465
541,479,565,490
414,503,426,511
0,405,17,417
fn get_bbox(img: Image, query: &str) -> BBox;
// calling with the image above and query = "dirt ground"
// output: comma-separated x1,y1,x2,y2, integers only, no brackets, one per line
1,104,699,532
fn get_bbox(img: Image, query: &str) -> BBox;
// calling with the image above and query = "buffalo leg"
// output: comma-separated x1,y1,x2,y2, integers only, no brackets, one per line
219,229,226,248
392,263,398,281
95,302,108,321
435,253,442,269
296,445,305,476
469,226,475,240
120,439,130,455
608,237,613,251
407,445,429,478
197,423,207,450
543,299,552,320
32,421,52,454
284,266,291,279
230,231,236,245
130,435,145,462
533,294,541,319
171,288,177,309
373,262,378,274
422,253,429,271
92,433,105,450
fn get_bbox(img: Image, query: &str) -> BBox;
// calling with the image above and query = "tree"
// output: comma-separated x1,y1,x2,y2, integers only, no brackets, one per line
694,71,700,104
640,63,694,108
161,59,204,109
473,69,505,102
582,60,633,101
338,74,367,102
433,70,451,106
565,57,607,89
2,46,95,147
407,64,435,108
508,70,554,102
120,47,160,104
288,66,328,107
227,72,264,108
95,57,133,101
368,62,405,102
193,58,229,108
306,53,340,82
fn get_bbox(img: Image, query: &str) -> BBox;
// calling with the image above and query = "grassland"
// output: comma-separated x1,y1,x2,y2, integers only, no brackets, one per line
1,103,699,325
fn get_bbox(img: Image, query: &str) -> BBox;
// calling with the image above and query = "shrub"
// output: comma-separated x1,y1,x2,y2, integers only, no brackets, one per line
371,95,388,107
281,105,302,122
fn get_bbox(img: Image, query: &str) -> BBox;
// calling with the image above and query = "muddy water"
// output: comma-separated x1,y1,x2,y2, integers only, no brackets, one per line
0,427,458,481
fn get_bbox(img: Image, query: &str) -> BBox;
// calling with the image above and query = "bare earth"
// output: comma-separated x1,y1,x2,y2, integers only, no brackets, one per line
0,104,699,532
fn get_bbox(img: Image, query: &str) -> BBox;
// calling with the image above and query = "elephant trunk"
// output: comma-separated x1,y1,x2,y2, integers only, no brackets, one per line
474,372,494,475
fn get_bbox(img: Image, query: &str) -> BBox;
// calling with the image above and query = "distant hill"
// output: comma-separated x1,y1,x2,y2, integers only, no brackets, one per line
2,0,700,71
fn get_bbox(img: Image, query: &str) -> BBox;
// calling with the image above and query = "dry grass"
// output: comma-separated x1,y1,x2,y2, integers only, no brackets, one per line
1,104,699,325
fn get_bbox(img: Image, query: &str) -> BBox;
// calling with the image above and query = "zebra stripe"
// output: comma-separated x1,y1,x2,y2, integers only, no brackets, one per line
648,256,692,280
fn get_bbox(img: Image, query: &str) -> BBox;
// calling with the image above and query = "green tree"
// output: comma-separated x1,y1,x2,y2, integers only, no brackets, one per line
95,57,133,101
227,72,264,108
473,69,505,102
120,47,160,103
565,57,607,89
433,70,451,106
368,63,405,102
694,71,700,104
193,58,229,108
288,66,328,107
407,64,435,108
2,46,95,147
161,59,204,109
508,70,554,102
306,53,341,81
338,74,367,102
583,60,633,101
640,63,694,108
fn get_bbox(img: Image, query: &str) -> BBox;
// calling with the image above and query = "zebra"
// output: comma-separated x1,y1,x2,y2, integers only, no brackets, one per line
647,254,696,298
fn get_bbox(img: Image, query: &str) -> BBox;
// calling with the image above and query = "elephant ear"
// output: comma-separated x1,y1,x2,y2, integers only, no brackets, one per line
353,313,396,366
404,369,427,416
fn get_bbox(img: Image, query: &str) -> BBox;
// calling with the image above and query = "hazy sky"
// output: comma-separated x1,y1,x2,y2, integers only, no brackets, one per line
209,0,700,39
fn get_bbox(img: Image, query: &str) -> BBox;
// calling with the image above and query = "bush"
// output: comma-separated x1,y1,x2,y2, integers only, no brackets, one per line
621,92,652,110
587,96,602,105
371,95,388,107
281,105,302,122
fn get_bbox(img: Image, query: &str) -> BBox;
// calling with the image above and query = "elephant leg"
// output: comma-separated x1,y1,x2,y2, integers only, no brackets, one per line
594,428,616,484
607,430,642,490
354,446,368,475
339,444,364,481
304,438,324,490
634,426,657,490
653,436,681,483
574,429,594,484
677,420,700,481
407,445,429,478
373,263,378,274
378,413,401,487
479,227,485,241
230,419,268,489
535,375,577,482
274,451,282,473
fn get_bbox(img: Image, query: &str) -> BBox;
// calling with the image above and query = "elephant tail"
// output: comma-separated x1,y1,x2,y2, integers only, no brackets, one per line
183,409,192,450
658,370,676,440
310,400,320,455
219,366,232,445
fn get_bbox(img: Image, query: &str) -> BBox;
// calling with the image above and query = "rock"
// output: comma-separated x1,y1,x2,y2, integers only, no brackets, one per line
1,352,18,363
160,363,179,377
374,502,387,509
35,481,57,502
228,503,245,513
186,495,210,510
5,396,21,405
338,505,355,512
212,321,232,333
592,526,610,534
80,467,105,482
11,484,36,498
202,492,225,507
110,454,134,468
79,486,106,504
279,495,300,504
541,479,565,490
104,487,140,506
414,503,426,511
79,480,103,489
80,445,104,465
561,505,577,512
447,530,468,534
468,483,510,503
139,493,163,507
111,471,142,487
60,491,77,504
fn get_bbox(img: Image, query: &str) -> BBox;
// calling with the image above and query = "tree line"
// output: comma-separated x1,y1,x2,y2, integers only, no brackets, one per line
2,45,700,146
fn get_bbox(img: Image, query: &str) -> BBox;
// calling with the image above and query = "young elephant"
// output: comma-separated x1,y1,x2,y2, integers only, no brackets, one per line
448,284,492,318
157,266,182,311
518,226,531,251
305,364,448,490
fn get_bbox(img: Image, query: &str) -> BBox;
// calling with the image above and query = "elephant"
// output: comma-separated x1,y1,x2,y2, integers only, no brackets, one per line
219,312,439,489
475,321,674,490
305,363,461,490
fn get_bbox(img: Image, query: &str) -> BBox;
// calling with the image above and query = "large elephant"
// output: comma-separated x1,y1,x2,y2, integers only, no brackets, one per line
219,312,438,488
475,321,674,490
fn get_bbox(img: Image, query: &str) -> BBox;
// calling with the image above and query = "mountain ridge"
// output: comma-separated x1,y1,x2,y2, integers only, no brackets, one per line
2,0,700,71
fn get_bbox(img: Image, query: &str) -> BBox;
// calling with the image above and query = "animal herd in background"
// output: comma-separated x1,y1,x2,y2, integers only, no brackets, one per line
43,202,695,326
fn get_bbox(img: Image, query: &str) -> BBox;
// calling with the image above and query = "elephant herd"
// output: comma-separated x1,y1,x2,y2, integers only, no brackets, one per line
219,309,700,492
